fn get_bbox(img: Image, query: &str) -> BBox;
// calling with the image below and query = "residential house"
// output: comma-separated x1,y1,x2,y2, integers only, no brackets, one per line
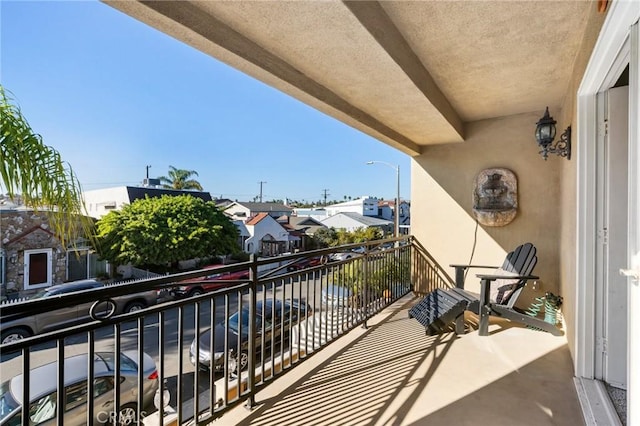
242,213,295,256
377,199,410,233
291,208,328,221
323,197,407,235
282,216,327,251
105,1,640,423
321,212,393,234
232,220,251,253
325,196,379,217
82,186,213,219
223,202,293,222
214,198,235,209
0,205,105,296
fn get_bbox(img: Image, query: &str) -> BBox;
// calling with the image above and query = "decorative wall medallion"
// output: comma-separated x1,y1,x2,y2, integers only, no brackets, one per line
472,168,517,226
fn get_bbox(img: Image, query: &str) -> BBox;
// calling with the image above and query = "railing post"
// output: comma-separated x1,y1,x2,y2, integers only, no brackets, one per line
361,248,369,329
245,254,258,409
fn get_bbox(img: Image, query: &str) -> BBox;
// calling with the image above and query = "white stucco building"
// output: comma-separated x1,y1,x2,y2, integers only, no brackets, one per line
223,202,293,222
325,197,378,217
82,186,213,219
242,213,297,256
320,212,392,233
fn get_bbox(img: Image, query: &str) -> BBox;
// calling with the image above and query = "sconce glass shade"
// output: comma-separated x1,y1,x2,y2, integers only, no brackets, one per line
535,107,557,149
534,107,571,160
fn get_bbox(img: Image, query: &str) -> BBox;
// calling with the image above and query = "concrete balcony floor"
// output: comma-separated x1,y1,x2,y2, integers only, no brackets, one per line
219,294,583,426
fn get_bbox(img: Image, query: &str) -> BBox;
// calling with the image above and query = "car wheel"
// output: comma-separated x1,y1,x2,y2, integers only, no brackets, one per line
230,351,249,374
187,288,204,297
124,301,146,313
115,403,137,426
1,327,31,344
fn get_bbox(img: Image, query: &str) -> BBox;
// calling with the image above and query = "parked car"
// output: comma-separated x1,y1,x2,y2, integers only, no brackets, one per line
285,256,326,272
170,266,250,298
321,284,354,308
189,299,311,373
0,279,158,344
328,248,364,262
0,350,158,425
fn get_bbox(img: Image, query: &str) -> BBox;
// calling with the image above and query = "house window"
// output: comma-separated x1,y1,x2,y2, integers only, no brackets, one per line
24,248,53,289
67,249,107,281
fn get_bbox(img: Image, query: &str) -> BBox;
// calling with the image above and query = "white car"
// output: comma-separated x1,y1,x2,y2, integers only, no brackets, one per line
321,285,354,308
328,248,364,262
0,351,159,425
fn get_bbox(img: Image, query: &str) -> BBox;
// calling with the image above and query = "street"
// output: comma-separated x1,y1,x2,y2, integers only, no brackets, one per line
0,270,339,419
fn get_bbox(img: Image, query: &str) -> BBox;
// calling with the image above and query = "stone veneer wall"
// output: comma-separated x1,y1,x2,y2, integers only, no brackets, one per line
1,210,67,293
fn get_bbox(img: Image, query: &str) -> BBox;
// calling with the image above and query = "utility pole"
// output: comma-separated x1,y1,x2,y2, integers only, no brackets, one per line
321,189,330,206
258,181,267,202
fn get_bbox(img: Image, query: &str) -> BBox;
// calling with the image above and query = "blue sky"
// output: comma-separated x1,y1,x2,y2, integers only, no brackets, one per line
1,0,410,204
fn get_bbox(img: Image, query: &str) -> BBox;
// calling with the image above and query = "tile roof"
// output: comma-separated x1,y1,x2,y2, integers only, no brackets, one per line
245,212,270,226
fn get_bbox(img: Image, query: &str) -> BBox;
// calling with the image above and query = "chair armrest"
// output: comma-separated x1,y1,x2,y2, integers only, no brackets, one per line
475,274,539,324
449,264,499,269
476,274,539,281
450,264,499,289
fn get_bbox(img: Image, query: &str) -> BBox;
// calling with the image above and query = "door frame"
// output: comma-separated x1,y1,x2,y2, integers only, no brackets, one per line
23,248,53,289
593,86,630,388
576,1,639,424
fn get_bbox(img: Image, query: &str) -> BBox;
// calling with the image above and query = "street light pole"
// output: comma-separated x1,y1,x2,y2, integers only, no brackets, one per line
366,161,400,238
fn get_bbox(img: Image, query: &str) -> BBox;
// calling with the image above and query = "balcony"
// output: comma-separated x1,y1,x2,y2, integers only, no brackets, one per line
220,296,580,425
0,238,581,425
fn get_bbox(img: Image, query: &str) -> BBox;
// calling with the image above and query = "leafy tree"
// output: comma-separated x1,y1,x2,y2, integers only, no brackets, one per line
312,228,338,248
336,251,410,302
94,195,239,269
0,85,91,247
312,227,382,248
158,166,203,190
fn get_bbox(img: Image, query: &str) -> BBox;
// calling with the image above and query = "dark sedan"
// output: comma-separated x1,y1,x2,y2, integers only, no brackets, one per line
189,299,311,373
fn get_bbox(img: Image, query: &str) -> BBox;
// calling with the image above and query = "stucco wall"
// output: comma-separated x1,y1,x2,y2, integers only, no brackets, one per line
82,186,129,219
411,111,562,308
410,4,606,364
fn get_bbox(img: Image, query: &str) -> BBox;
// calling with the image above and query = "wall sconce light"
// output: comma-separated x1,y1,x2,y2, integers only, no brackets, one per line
9,254,17,265
535,107,571,160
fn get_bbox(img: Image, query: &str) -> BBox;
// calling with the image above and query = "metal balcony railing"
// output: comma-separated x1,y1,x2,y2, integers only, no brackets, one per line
0,237,450,425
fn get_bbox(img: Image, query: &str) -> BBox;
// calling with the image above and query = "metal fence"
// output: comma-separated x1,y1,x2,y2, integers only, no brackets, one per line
0,238,426,425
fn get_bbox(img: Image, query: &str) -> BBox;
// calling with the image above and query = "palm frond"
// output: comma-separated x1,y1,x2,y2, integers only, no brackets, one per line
0,85,94,248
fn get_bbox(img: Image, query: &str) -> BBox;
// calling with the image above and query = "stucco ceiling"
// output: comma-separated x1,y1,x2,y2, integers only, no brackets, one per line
104,0,593,156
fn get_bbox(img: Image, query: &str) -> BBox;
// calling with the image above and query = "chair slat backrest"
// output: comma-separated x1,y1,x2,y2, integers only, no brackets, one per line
496,242,537,307
501,242,537,276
